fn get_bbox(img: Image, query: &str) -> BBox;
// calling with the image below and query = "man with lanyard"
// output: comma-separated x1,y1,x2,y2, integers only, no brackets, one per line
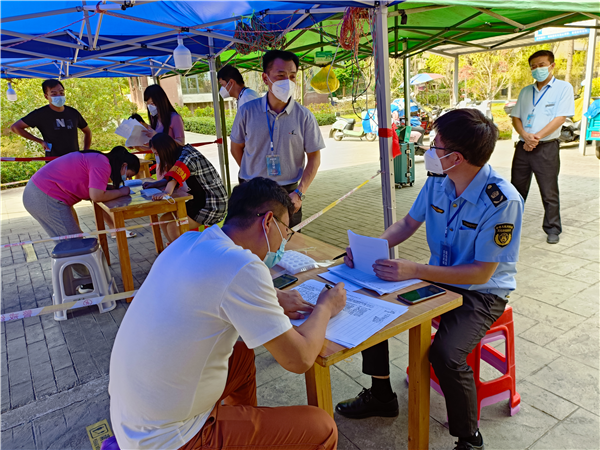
335,109,524,450
11,79,92,158
230,50,325,228
217,65,261,109
510,50,574,244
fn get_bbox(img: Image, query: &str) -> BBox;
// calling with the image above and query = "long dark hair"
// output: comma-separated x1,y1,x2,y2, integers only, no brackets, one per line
150,133,182,175
143,84,177,135
82,147,141,188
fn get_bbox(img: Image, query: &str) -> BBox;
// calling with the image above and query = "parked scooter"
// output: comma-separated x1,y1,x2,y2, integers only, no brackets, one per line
395,117,427,156
559,117,582,144
330,113,377,141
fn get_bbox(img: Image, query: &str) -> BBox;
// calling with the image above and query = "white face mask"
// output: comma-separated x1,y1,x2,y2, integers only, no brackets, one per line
424,147,456,175
147,104,158,116
219,81,232,99
267,76,296,103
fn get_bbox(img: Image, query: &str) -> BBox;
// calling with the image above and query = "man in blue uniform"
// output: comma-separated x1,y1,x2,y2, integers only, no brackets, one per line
510,50,574,244
336,109,524,450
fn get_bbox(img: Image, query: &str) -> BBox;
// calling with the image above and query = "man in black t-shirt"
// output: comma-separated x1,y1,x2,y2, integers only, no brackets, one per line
11,79,92,157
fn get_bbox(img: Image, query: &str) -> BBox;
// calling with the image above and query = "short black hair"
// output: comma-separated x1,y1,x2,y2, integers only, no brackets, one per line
529,50,554,65
433,109,498,167
42,79,64,95
224,177,294,228
263,50,299,73
217,65,245,86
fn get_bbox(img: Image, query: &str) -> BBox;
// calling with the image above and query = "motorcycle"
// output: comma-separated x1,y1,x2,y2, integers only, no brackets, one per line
559,117,582,144
394,117,428,156
329,113,377,141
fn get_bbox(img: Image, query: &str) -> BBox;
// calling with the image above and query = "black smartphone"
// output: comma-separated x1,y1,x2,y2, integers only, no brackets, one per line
397,285,446,305
273,274,299,289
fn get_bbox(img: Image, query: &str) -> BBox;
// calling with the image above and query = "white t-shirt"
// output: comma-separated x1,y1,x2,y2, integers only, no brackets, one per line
109,226,292,450
237,87,261,109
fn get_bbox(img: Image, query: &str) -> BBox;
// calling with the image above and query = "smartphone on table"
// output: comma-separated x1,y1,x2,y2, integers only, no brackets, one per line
397,284,446,305
273,274,299,290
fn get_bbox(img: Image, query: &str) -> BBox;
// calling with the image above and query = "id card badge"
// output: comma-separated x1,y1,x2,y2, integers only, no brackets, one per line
440,242,451,266
524,113,535,129
266,154,281,176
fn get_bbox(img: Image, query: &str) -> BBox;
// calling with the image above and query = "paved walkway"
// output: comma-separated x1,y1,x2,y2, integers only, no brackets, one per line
1,133,598,449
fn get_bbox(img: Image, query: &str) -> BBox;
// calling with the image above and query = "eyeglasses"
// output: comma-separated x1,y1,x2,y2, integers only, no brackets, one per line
430,142,457,154
256,212,295,241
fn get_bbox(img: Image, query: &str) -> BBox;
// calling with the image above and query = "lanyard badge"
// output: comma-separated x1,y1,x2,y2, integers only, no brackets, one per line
440,201,466,266
526,84,551,129
265,101,281,176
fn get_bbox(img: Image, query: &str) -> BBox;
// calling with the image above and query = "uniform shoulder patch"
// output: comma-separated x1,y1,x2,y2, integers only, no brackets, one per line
462,220,478,229
486,183,507,208
431,204,444,214
494,223,514,247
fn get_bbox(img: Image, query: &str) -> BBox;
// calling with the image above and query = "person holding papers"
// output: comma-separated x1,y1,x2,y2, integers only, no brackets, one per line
109,177,346,450
336,109,524,450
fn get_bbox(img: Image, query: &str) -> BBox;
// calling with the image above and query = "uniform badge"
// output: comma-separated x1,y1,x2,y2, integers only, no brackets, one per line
494,224,514,247
431,204,444,214
486,183,507,208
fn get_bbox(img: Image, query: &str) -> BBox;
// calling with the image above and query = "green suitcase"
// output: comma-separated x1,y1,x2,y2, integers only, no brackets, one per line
394,142,415,188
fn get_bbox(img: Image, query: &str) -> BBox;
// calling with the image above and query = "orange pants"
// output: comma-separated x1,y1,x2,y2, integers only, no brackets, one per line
179,342,338,450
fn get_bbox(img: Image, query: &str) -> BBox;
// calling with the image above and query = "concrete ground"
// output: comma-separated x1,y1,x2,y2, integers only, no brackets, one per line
1,130,598,450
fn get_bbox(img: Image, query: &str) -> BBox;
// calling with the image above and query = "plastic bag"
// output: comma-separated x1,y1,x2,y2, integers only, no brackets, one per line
310,65,340,94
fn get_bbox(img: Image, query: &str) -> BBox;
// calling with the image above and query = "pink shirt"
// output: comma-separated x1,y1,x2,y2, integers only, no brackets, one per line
155,112,185,146
32,152,112,206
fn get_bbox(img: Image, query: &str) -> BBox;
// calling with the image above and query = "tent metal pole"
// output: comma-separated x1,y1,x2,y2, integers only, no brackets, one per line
453,56,459,105
216,55,232,195
1,30,83,49
374,3,397,259
403,40,411,129
579,20,597,156
208,38,228,190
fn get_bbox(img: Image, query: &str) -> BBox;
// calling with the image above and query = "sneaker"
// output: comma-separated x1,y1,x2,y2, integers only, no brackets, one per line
76,283,94,294
335,388,399,419
454,440,484,450
546,234,559,244
110,230,137,239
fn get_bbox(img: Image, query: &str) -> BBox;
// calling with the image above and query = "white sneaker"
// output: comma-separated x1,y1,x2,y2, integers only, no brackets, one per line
110,230,137,239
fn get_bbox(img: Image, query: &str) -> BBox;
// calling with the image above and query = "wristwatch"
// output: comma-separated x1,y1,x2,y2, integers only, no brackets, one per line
293,188,305,201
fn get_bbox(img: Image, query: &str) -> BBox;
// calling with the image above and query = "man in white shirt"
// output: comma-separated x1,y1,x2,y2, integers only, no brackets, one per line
109,177,346,450
217,65,261,109
510,50,575,244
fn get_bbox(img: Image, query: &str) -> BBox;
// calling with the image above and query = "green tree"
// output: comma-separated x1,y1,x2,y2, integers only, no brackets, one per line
1,77,137,155
463,50,520,100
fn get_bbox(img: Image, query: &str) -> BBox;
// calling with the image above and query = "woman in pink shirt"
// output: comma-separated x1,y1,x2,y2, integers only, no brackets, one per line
23,146,140,239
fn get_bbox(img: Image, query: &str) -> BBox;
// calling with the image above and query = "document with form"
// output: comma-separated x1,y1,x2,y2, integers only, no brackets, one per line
327,231,421,295
289,279,408,348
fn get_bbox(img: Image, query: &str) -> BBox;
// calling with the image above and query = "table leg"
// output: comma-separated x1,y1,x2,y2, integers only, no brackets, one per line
176,201,190,235
143,164,151,178
93,203,110,266
114,212,134,302
150,214,164,255
305,363,334,417
408,320,432,450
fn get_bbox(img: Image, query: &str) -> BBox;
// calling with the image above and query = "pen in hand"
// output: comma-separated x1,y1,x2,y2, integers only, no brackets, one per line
333,252,347,261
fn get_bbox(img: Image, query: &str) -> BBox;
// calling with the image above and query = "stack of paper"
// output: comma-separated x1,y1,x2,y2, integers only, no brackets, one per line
325,230,421,295
115,119,150,148
289,280,408,348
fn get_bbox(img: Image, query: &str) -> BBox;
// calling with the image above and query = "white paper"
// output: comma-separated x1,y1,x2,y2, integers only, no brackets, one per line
348,230,389,275
115,119,150,147
328,264,421,296
318,272,361,292
289,280,408,348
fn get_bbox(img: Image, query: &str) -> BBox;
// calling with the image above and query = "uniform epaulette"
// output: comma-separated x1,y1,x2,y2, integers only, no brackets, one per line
485,183,507,207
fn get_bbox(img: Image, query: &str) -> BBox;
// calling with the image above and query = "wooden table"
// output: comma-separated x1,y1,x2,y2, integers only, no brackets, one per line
282,234,463,450
135,158,153,179
93,179,192,301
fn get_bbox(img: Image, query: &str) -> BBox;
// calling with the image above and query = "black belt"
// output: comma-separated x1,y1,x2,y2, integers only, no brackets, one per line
238,178,298,193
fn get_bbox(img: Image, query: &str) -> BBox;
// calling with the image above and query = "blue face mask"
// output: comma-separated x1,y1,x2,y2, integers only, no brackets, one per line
532,67,550,82
262,218,287,269
51,96,66,107
121,165,128,184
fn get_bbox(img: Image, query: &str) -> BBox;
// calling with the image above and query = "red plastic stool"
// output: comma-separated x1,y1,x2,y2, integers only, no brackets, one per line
407,305,520,421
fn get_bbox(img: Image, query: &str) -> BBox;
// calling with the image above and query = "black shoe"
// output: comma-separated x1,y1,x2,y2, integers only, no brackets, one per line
454,439,485,450
547,234,560,244
335,388,399,419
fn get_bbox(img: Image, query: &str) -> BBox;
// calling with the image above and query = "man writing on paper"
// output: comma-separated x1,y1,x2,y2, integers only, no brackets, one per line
509,50,574,244
336,110,524,450
109,177,346,450
230,50,325,228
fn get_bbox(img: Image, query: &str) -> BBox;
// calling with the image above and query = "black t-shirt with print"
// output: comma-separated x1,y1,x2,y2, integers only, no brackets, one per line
22,105,88,157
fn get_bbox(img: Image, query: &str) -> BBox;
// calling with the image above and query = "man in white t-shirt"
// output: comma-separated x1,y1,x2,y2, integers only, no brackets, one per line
108,177,346,450
217,65,261,109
